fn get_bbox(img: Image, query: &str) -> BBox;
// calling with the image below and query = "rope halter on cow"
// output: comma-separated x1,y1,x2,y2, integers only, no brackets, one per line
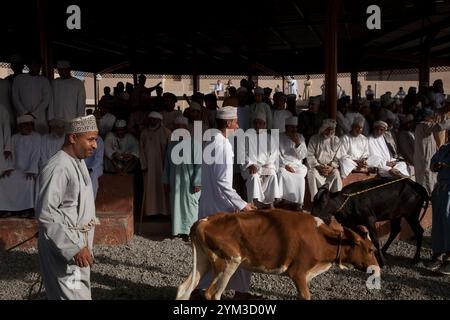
336,177,408,212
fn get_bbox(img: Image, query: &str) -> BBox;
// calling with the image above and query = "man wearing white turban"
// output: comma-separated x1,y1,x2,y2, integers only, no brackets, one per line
240,111,282,207
36,115,99,299
306,119,343,201
367,121,410,177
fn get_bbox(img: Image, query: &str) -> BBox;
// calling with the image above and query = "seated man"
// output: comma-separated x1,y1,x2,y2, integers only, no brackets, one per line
367,120,409,178
306,119,343,202
278,116,308,210
240,112,281,208
0,115,41,217
339,116,371,178
104,119,140,175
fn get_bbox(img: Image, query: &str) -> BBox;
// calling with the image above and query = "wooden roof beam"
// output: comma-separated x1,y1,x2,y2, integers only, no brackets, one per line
291,1,323,45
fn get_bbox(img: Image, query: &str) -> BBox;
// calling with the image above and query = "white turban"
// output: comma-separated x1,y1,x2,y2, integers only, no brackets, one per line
174,116,189,126
17,115,34,124
148,112,163,120
56,60,71,69
189,101,202,111
373,120,388,130
319,119,336,134
65,115,98,134
115,119,127,128
285,117,298,126
216,106,237,120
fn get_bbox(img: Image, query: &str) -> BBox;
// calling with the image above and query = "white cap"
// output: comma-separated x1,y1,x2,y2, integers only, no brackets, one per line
115,119,127,128
189,101,202,111
65,115,98,134
56,60,71,69
17,115,34,124
216,106,238,120
285,117,298,126
148,112,163,120
174,116,189,126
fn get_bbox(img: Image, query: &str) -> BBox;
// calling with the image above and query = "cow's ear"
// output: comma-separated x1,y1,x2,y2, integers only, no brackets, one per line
343,228,361,246
354,225,370,240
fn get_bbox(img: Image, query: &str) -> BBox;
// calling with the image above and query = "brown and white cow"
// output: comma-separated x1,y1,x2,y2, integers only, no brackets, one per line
176,209,380,300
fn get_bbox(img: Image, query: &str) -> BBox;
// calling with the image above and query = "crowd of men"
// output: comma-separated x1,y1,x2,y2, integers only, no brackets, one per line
1,57,450,288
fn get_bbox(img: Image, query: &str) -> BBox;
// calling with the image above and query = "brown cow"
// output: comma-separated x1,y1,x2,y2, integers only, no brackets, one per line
176,209,380,300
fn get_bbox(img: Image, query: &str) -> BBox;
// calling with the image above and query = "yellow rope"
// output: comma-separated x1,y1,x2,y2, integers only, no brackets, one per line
336,177,407,212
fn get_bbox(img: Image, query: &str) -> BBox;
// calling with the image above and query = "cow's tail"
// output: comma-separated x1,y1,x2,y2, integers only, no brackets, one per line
407,179,429,222
176,222,201,300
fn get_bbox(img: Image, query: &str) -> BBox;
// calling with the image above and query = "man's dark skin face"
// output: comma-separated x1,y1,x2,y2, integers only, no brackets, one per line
69,131,98,159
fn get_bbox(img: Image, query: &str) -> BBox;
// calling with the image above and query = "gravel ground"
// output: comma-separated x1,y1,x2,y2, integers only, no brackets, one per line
1,228,450,300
